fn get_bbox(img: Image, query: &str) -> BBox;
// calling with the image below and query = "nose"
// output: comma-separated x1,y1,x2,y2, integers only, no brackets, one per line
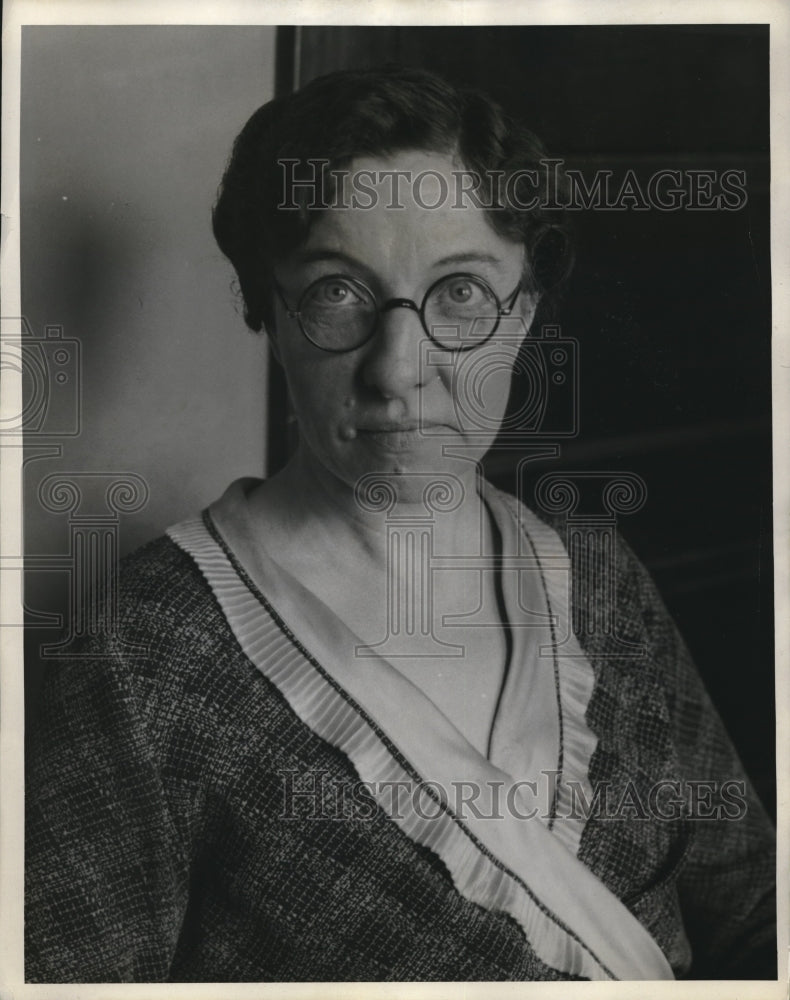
360,300,431,399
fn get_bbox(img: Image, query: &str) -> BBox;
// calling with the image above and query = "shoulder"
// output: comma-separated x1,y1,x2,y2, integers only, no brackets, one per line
486,479,673,657
74,530,234,679
30,523,299,801
36,526,264,732
486,480,652,585
115,530,211,618
101,524,255,658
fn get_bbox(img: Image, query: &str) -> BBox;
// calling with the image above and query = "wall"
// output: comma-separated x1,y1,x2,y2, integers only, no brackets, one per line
21,26,276,717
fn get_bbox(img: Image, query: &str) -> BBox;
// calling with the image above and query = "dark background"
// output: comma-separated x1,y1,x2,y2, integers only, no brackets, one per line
269,26,774,816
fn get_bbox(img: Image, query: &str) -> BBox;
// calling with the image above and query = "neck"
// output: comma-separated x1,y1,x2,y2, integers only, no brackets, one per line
256,442,491,565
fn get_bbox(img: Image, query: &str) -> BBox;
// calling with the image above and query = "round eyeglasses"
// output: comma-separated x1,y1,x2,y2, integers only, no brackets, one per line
274,272,523,353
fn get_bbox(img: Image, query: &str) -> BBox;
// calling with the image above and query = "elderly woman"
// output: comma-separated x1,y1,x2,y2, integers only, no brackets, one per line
25,66,775,983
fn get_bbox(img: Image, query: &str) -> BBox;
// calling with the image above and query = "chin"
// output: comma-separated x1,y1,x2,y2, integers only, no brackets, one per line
348,447,481,511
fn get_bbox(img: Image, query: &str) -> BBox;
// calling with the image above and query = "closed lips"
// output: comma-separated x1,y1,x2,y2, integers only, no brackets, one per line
359,422,421,432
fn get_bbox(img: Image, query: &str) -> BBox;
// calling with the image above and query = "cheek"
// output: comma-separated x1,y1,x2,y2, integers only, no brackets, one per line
281,351,355,427
448,346,520,434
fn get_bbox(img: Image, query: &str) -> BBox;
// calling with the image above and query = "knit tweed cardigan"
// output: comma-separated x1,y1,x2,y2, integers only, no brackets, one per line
25,502,776,983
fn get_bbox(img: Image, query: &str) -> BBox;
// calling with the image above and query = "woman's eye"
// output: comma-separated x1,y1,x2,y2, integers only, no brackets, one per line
311,279,365,307
323,283,349,303
447,279,477,303
436,277,489,311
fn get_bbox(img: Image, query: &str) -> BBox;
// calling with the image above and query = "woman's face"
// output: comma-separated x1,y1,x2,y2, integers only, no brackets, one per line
272,149,537,501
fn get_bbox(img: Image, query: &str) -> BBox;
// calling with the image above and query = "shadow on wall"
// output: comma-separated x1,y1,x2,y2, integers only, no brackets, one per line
20,25,277,728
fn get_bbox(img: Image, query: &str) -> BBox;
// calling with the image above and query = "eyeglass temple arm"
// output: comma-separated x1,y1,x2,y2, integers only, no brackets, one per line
499,281,524,316
273,282,299,318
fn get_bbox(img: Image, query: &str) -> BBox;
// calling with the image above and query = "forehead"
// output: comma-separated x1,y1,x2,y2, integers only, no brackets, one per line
292,150,522,272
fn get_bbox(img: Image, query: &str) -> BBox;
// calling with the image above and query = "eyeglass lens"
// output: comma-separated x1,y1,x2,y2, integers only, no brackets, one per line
298,274,501,351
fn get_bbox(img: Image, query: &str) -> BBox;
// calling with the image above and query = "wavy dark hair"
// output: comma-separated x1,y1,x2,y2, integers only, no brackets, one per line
212,65,574,334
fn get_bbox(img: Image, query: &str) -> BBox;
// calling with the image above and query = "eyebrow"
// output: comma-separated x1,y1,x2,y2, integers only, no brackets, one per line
289,249,365,270
432,251,505,267
289,248,507,271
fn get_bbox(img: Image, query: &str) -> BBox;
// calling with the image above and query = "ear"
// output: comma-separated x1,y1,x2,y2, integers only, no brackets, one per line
519,290,540,333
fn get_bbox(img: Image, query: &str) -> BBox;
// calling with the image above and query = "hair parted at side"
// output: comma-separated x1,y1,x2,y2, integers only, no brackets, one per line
212,64,574,334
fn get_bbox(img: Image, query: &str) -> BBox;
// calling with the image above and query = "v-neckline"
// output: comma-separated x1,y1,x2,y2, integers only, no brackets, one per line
166,483,674,980
208,477,562,807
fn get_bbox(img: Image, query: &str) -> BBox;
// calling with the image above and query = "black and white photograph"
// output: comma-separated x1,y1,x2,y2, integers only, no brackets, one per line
1,3,787,992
